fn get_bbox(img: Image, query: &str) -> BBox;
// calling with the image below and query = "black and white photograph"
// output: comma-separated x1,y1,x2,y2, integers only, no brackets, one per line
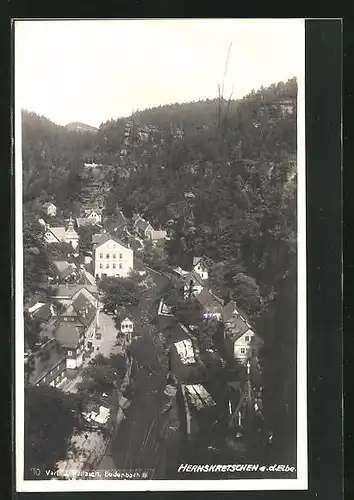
15,18,306,492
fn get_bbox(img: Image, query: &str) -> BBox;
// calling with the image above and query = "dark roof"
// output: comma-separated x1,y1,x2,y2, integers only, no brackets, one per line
193,256,203,267
225,315,250,342
61,304,77,317
223,301,252,328
128,235,143,251
25,339,66,385
93,232,129,250
135,219,152,232
72,291,96,327
103,215,127,235
222,300,240,323
196,288,224,313
192,255,214,271
76,217,97,228
183,271,205,288
33,303,52,323
50,284,98,299
55,323,83,348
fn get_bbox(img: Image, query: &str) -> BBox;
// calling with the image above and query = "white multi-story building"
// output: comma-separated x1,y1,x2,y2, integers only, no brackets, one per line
93,233,134,279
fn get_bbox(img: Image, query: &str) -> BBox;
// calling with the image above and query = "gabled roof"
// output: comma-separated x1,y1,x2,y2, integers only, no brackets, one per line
193,256,203,268
184,384,216,410
32,303,53,323
225,315,251,342
173,339,196,365
55,323,83,348
103,214,127,234
196,288,224,313
122,316,133,323
192,255,214,271
222,300,240,323
42,202,56,209
84,208,103,216
135,219,152,232
50,284,98,299
61,304,77,317
93,232,130,251
72,291,96,327
76,217,97,228
53,260,71,273
25,338,65,385
46,227,65,242
183,271,206,288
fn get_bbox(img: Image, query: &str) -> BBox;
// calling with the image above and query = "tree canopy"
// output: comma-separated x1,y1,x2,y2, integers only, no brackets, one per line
24,385,83,478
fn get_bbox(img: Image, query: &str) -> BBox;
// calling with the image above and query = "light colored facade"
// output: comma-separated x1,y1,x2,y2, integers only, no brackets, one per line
192,257,209,281
183,273,204,299
44,217,79,249
222,304,264,364
84,209,102,223
43,203,57,217
94,235,134,279
120,317,133,345
232,330,264,363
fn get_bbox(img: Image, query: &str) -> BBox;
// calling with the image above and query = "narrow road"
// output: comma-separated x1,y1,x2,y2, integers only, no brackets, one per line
58,311,123,393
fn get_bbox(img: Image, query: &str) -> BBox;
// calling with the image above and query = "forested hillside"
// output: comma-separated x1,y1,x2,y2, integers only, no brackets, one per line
22,110,95,212
22,78,297,460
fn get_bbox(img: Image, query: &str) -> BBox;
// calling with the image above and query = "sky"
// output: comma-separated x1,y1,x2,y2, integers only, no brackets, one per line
15,19,304,128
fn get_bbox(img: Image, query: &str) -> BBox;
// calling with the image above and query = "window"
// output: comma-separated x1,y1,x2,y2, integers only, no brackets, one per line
245,336,249,342
100,253,103,259
112,263,116,269
113,253,116,259
240,348,245,354
43,376,46,383
119,263,122,269
50,370,53,376
57,366,60,372
106,263,109,269
119,253,123,259
99,263,103,269
106,253,110,259
68,350,72,356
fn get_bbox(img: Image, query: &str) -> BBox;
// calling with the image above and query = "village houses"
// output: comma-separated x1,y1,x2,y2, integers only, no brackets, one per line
44,215,79,250
42,202,57,217
93,233,134,279
24,338,67,388
221,301,264,364
133,214,167,242
117,316,134,346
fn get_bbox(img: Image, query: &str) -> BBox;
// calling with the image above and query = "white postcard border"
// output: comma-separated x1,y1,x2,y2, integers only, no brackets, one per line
15,18,307,492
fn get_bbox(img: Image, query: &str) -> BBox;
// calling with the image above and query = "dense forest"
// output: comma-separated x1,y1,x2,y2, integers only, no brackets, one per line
23,77,297,462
